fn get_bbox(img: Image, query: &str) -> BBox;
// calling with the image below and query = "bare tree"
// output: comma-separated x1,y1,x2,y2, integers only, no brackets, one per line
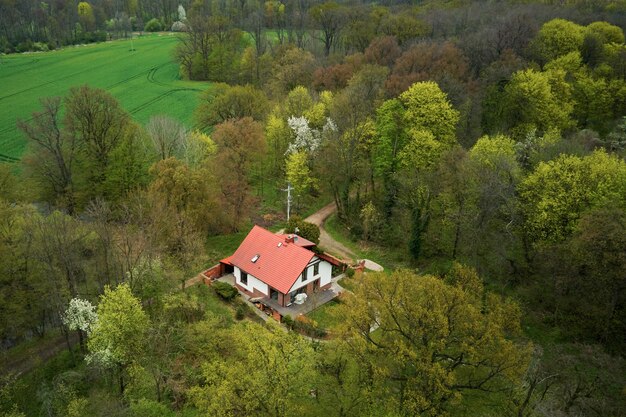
146,115,187,160
18,97,78,214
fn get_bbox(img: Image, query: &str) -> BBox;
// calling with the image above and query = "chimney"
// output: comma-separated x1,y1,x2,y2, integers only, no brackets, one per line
285,234,295,243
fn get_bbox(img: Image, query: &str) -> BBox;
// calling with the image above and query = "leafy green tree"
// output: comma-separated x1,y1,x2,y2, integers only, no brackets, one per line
286,151,317,203
338,268,531,416
537,207,626,350
502,69,574,137
397,81,459,163
77,2,95,31
144,18,162,32
531,18,586,64
64,85,134,201
190,322,316,417
195,83,269,129
586,21,624,44
572,72,614,135
87,283,150,394
520,150,626,243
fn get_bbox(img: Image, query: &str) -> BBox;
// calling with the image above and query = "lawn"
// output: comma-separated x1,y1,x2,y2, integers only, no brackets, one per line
323,213,411,271
0,33,210,161
306,299,344,331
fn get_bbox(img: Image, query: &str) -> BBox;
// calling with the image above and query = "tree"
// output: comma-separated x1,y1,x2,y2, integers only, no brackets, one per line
520,150,626,243
64,85,133,199
338,268,531,416
502,69,573,137
364,35,401,68
537,207,626,350
189,322,316,417
386,41,469,98
146,115,187,160
285,216,320,245
286,151,317,203
309,2,346,56
18,97,78,213
87,283,150,394
195,83,269,129
77,2,95,32
398,81,459,148
268,46,316,96
62,298,97,353
147,157,222,263
530,19,585,64
212,118,266,230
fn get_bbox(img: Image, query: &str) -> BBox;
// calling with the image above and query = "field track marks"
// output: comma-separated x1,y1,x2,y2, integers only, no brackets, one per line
0,42,165,102
146,64,172,87
0,153,19,163
0,62,170,137
129,87,203,115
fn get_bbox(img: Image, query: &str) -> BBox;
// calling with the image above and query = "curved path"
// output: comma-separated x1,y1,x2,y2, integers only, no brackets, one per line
304,202,355,262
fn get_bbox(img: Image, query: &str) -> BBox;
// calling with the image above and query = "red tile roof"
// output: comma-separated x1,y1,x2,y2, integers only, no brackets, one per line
276,234,316,248
229,225,315,294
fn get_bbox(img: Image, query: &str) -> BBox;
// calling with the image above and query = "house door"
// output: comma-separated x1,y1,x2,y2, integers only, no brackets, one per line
270,288,279,300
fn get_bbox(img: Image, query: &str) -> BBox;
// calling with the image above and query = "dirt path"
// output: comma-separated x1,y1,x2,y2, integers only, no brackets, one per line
305,202,355,262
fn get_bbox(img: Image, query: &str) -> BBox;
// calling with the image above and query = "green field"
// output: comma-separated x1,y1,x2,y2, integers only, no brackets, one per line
0,34,210,161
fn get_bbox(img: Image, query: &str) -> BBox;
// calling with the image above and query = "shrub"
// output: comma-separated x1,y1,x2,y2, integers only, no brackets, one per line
235,302,247,320
171,21,187,32
282,315,294,328
213,281,239,301
286,216,320,245
144,18,163,32
291,315,327,338
345,267,355,278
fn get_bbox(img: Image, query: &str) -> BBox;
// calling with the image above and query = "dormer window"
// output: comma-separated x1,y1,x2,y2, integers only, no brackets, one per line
251,254,260,263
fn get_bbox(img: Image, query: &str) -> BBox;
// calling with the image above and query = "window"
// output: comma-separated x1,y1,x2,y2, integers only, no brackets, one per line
241,272,248,285
251,254,260,263
313,262,319,276
301,267,308,282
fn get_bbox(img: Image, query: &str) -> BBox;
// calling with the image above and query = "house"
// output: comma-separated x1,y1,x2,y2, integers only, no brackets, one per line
220,225,333,308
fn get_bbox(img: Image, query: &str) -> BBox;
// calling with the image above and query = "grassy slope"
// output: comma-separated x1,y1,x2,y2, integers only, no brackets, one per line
0,33,210,160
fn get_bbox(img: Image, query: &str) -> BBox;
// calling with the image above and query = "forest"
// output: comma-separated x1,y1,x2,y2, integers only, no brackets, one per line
1,0,626,416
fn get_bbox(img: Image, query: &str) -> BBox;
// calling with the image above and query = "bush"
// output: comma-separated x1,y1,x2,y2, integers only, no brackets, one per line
290,315,327,338
235,303,247,320
212,281,239,301
282,315,294,328
345,267,355,278
144,18,163,32
171,21,187,32
286,216,320,245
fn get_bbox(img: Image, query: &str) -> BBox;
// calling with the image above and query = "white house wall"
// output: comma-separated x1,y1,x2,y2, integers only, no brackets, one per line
234,266,269,296
288,259,332,293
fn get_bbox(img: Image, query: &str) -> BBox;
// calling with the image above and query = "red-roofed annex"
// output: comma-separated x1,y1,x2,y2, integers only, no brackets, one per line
220,225,333,307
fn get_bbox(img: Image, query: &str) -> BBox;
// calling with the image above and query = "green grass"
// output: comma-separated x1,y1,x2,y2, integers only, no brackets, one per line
0,33,210,161
204,231,248,266
306,299,344,331
324,213,411,271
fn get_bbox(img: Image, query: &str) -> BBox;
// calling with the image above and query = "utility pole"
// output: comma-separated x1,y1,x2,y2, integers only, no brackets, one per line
282,182,293,221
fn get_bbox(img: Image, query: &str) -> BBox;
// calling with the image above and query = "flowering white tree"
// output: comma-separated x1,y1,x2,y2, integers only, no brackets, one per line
178,4,187,21
63,298,97,333
286,116,336,155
